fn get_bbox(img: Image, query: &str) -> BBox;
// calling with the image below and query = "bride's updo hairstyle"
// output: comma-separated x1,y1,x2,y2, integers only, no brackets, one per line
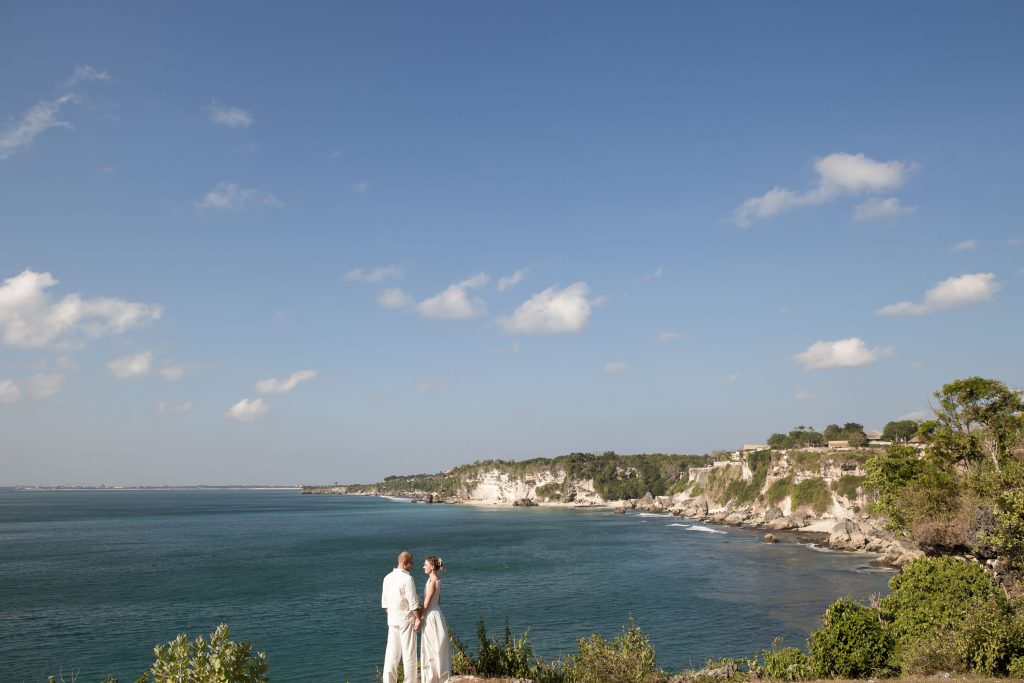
425,555,445,573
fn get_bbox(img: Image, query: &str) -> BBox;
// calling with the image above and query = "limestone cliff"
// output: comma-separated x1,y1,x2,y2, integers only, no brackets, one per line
660,451,922,565
305,450,922,564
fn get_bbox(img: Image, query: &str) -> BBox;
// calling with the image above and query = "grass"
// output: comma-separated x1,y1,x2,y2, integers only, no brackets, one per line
791,477,832,513
766,475,794,505
831,475,864,500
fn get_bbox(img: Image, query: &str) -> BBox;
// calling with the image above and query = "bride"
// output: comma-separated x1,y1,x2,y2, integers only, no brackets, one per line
419,555,450,683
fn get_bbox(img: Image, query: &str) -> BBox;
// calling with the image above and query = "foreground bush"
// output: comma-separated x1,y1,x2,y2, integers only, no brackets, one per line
566,620,665,683
881,556,1005,670
137,624,268,683
450,617,663,683
755,638,815,681
449,618,534,678
808,598,893,678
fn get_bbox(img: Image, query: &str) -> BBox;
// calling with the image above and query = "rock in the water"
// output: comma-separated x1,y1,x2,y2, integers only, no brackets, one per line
512,497,537,507
828,519,867,550
613,507,626,515
764,533,778,543
724,511,747,526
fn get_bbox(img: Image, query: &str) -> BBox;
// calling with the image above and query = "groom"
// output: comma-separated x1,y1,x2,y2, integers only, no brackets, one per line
381,550,421,683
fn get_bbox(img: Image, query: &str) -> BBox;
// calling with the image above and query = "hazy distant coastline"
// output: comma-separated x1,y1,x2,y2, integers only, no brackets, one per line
3,485,301,491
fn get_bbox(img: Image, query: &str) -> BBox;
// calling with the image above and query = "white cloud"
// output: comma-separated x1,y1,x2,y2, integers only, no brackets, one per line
605,361,626,374
877,273,1000,316
160,366,186,382
950,240,977,252
726,373,739,383
158,401,193,414
107,352,152,379
255,370,317,395
27,373,64,399
899,409,928,421
657,331,685,342
0,94,77,160
209,104,253,128
0,269,162,349
415,273,489,320
497,282,594,334
64,65,111,87
2,66,110,160
378,288,414,310
352,181,370,194
1008,238,1024,247
853,197,915,222
795,387,817,401
497,268,528,291
417,381,447,394
345,266,401,283
795,337,886,371
226,398,270,422
0,379,22,404
195,182,283,211
642,267,664,282
734,153,917,226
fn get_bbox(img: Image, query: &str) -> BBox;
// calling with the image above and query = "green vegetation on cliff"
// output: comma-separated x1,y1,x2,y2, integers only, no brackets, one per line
344,451,711,500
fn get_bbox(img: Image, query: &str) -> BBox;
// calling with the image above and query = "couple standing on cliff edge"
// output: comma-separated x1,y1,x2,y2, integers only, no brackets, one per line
381,550,451,683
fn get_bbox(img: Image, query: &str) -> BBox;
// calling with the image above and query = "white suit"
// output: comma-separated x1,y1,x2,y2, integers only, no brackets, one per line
381,567,420,683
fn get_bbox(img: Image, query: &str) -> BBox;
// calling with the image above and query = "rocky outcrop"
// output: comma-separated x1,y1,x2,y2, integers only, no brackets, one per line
664,453,923,565
828,518,923,565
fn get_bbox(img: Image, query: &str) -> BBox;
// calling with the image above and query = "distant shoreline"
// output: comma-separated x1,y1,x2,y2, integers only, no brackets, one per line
1,485,302,491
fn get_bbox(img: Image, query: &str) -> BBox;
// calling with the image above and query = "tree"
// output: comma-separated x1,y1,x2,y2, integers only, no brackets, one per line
864,445,927,533
767,433,789,449
923,377,1024,473
823,424,843,441
882,420,919,443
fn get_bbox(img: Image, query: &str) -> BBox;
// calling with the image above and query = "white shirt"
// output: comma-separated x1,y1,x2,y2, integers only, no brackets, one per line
381,567,420,626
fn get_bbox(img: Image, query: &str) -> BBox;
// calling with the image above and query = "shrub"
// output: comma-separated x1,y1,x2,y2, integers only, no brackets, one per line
137,624,268,683
791,478,831,513
880,556,1004,653
724,465,767,505
758,638,816,681
831,474,864,500
469,619,533,678
1010,655,1024,678
766,476,793,505
449,629,475,675
566,619,665,683
807,598,893,678
535,481,564,501
957,594,1024,674
789,451,823,473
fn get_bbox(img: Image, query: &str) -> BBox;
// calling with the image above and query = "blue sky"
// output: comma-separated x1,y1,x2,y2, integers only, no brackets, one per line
1,2,1022,485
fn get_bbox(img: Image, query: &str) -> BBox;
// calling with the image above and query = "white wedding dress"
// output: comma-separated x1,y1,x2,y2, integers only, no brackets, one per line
419,578,450,683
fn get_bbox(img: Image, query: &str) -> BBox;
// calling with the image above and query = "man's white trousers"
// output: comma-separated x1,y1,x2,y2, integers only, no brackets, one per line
383,621,417,683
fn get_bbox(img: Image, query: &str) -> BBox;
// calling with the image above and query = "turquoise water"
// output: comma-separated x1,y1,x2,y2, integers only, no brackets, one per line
0,490,893,682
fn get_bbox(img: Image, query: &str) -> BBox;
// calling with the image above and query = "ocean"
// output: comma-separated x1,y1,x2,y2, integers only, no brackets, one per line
0,490,893,682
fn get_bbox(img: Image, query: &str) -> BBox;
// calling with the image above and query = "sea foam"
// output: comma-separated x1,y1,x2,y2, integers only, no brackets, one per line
666,523,727,534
